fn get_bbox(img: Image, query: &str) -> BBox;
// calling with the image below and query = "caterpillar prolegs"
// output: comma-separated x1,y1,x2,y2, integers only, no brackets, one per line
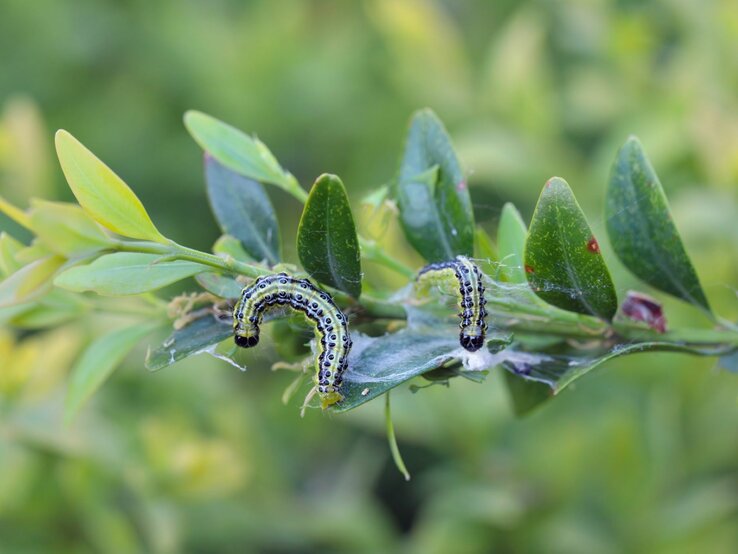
233,273,351,408
415,256,488,352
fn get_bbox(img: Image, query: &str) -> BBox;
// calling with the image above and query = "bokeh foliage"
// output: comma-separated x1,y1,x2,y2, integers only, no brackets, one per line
1,1,738,552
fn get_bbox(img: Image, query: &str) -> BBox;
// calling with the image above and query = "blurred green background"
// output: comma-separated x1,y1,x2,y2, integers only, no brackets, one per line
1,0,738,552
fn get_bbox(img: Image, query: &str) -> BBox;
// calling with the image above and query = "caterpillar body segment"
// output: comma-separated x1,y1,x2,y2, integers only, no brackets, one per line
233,273,351,408
416,256,488,351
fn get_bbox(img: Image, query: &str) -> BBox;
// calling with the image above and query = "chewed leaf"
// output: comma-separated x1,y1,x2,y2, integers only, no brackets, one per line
607,137,711,313
333,328,510,412
504,340,728,396
184,111,305,201
65,323,159,424
395,109,474,262
146,315,233,371
297,174,362,298
54,253,207,295
54,130,167,243
205,156,281,264
525,177,617,320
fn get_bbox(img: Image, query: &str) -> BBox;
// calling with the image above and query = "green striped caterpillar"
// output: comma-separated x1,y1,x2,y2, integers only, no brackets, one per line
233,273,351,408
415,256,488,351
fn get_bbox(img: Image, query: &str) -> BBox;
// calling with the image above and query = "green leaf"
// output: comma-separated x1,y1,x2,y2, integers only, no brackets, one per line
184,111,305,201
333,328,510,412
54,253,206,295
607,136,711,312
395,108,474,262
502,369,552,417
297,174,362,298
0,194,32,230
54,130,167,243
213,234,255,263
29,200,113,256
497,203,529,285
10,290,86,329
504,340,726,398
0,255,64,307
195,272,243,298
65,323,159,423
525,177,617,320
0,232,25,277
14,239,53,265
145,315,233,371
205,156,281,265
474,226,497,262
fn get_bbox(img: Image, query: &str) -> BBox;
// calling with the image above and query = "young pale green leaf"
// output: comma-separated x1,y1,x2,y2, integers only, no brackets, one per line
54,252,206,296
54,130,167,243
195,272,243,298
29,200,113,256
297,174,362,298
205,156,281,265
474,227,497,261
10,289,86,329
65,323,159,423
14,239,53,265
213,235,255,263
184,111,305,201
497,203,529,285
146,315,233,371
607,137,711,312
0,255,64,307
395,108,474,262
0,232,25,276
525,178,617,320
0,194,32,230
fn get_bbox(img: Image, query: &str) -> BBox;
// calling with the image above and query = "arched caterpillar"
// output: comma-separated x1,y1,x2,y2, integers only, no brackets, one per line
415,256,488,351
233,273,351,408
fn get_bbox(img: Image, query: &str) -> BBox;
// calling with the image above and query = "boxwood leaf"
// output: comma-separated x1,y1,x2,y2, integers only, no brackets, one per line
54,252,207,295
0,232,25,277
29,200,113,256
333,328,510,412
607,137,711,312
145,315,233,371
55,130,168,243
504,340,727,397
395,108,474,262
525,177,617,320
0,255,64,307
184,111,305,201
195,272,243,298
65,323,159,423
205,155,280,264
297,174,362,298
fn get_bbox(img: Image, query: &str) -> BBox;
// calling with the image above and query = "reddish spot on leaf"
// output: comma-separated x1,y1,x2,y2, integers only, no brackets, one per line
621,291,667,333
587,236,600,254
456,180,467,192
525,265,534,274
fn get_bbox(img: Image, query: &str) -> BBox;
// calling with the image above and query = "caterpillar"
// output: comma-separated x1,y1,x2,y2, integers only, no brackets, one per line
415,256,487,352
233,273,351,408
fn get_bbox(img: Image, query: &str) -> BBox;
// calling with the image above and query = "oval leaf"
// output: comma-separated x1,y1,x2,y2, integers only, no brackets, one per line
55,130,167,243
54,253,206,295
65,323,159,423
184,111,305,201
607,136,711,312
395,108,474,262
297,174,362,298
0,255,64,307
195,272,243,299
145,315,233,371
29,200,113,256
205,155,281,264
525,177,617,319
